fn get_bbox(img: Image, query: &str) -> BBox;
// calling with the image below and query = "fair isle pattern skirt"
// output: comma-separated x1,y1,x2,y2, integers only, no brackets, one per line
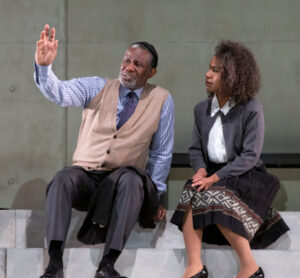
170,164,289,248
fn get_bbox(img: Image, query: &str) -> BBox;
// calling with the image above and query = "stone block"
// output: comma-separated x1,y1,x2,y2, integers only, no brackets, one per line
6,248,43,278
0,210,15,248
126,211,184,249
203,249,300,278
5,248,300,278
2,210,299,252
0,248,6,278
15,209,88,248
266,211,300,251
129,249,186,278
16,210,45,248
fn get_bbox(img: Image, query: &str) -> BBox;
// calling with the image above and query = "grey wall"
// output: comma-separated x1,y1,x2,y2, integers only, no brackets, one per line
0,0,299,209
0,0,67,209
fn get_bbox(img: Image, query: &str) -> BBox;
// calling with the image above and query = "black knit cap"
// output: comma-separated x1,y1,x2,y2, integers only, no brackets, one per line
130,41,158,69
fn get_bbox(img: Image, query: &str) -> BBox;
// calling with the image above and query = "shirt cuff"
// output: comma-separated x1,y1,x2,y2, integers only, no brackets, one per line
35,63,52,74
34,63,52,84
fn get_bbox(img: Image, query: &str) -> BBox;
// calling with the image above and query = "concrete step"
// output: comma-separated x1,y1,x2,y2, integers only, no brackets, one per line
0,210,298,250
0,248,5,278
1,248,299,278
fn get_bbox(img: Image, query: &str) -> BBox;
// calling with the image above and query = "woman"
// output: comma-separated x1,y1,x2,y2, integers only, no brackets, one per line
171,41,289,278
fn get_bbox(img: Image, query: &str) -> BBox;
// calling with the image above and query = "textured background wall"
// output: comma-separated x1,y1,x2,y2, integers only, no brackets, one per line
0,0,299,209
0,0,67,209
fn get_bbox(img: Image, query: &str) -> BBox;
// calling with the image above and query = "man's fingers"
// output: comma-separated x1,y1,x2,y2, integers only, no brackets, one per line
40,25,50,41
158,208,166,220
154,205,166,221
44,24,50,39
50,27,56,42
36,40,43,49
40,30,46,40
54,40,59,51
154,212,160,221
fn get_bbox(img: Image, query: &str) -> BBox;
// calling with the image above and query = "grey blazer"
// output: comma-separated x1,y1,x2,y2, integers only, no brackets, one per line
189,97,264,180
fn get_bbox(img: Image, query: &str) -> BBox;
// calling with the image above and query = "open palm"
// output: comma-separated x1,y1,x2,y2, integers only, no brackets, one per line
35,24,58,66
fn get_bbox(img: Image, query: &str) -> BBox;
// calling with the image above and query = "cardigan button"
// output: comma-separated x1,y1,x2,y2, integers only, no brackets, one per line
106,150,110,154
113,135,117,139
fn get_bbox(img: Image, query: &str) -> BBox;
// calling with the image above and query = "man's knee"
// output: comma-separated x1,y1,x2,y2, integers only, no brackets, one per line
117,171,143,193
46,166,83,195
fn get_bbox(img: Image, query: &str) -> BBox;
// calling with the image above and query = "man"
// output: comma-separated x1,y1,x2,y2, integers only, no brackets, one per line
34,24,174,278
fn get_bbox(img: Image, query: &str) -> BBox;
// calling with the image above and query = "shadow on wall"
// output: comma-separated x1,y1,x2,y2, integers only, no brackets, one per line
272,181,288,211
11,179,47,210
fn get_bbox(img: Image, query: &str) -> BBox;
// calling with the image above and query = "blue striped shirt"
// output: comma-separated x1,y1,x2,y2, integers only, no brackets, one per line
34,64,174,195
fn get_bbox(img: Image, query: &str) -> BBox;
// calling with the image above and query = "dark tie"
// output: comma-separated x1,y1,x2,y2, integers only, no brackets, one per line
117,91,137,129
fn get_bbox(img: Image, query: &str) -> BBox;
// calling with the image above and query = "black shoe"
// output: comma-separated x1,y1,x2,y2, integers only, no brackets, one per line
94,262,127,278
40,261,64,278
190,265,208,278
249,267,264,278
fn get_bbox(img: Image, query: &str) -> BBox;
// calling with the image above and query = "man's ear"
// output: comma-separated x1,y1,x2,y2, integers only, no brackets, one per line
148,68,157,79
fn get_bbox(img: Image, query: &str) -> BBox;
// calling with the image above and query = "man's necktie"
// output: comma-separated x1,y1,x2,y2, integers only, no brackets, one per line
117,91,137,129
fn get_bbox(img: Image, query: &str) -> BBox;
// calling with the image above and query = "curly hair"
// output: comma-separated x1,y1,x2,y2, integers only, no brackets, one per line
213,40,261,104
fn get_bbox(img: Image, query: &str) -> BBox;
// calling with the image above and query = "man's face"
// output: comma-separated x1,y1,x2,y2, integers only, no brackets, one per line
205,55,222,94
119,46,156,90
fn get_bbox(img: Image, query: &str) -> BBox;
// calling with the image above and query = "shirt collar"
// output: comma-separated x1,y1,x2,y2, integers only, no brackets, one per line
210,95,236,117
119,84,144,100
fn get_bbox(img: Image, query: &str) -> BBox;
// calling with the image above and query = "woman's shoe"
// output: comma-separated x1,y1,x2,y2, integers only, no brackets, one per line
249,267,264,278
190,265,208,278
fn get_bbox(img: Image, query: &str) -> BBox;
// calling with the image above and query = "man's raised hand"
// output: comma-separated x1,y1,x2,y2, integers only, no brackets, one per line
35,24,58,66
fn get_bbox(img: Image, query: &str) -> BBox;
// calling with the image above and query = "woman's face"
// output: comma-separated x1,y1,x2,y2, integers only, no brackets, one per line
205,55,222,94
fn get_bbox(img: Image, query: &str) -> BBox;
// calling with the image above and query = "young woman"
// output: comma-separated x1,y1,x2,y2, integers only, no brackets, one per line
171,41,289,278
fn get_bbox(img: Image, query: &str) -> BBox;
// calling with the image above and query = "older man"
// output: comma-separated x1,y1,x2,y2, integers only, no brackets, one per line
34,24,174,278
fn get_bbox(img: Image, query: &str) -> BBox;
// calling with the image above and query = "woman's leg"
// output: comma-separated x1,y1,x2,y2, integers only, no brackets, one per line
182,204,204,278
216,224,259,278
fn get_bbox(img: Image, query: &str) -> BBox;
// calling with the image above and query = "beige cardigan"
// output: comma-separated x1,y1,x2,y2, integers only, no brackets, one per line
73,79,169,171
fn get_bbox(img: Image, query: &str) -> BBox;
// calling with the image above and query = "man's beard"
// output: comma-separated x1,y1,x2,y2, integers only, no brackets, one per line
119,74,137,89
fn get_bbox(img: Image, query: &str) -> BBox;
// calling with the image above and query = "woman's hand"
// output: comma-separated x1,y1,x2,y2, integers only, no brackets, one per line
192,168,207,181
192,173,220,192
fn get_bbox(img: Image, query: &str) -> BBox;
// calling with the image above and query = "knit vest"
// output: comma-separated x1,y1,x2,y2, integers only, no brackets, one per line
73,79,169,171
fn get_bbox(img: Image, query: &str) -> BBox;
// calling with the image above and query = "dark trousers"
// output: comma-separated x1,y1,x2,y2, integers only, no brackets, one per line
45,166,144,255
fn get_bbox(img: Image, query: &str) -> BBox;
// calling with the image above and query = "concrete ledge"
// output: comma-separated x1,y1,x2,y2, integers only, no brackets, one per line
0,210,15,248
6,248,43,278
4,248,300,278
0,248,6,278
16,210,45,248
0,210,298,251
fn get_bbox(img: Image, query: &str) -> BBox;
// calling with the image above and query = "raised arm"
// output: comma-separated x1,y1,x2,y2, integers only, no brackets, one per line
35,24,58,66
34,25,106,107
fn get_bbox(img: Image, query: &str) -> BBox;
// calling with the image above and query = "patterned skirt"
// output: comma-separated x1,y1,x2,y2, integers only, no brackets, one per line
170,164,289,248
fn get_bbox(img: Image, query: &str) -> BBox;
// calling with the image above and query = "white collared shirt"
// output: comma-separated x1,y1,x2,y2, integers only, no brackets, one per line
207,95,235,163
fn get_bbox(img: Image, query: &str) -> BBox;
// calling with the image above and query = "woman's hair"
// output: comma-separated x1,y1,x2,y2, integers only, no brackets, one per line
214,40,261,104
